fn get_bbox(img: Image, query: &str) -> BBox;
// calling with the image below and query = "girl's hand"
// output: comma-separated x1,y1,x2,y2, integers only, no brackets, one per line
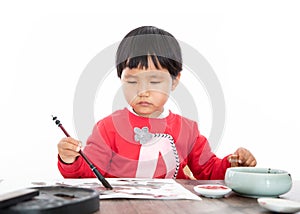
57,137,82,164
229,147,257,167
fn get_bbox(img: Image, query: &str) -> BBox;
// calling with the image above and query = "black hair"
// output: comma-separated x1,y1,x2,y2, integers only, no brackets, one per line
116,26,182,78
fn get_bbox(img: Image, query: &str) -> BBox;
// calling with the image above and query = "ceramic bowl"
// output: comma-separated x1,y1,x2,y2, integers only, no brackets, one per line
224,167,292,198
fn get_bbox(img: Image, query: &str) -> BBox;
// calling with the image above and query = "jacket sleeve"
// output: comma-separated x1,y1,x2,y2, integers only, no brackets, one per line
188,125,231,180
57,155,95,178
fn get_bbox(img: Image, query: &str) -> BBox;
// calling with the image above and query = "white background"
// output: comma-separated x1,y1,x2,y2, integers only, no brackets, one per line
0,1,299,180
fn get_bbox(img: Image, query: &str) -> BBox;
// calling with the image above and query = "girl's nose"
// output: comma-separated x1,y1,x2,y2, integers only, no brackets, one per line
137,82,150,97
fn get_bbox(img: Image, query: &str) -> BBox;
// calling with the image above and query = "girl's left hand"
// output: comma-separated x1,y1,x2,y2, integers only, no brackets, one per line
229,147,257,167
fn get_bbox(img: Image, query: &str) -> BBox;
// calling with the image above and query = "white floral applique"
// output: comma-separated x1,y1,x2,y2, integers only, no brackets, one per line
134,127,153,144
134,126,179,179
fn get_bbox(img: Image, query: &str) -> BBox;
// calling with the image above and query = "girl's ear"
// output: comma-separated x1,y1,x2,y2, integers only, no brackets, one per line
171,72,181,91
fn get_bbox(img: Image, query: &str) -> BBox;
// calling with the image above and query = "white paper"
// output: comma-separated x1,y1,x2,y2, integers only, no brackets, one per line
1,178,201,200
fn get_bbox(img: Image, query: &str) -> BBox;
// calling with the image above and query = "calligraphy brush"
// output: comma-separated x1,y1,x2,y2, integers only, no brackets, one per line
52,115,113,190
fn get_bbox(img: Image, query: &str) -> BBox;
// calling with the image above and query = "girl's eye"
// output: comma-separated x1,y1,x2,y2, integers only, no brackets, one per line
127,81,137,84
150,81,161,84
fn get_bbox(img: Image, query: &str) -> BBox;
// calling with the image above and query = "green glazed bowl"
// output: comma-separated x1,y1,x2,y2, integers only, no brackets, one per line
225,167,292,198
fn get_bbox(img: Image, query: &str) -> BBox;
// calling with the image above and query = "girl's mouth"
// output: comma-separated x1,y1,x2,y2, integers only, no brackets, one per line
137,101,152,106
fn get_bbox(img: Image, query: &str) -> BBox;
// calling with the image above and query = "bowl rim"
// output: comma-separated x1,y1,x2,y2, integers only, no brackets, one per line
226,167,290,175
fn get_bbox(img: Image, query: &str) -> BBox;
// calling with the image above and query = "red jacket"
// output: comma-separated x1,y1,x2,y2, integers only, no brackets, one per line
58,108,230,179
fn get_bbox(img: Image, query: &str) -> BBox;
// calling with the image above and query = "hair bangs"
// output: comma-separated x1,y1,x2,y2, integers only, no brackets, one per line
116,26,182,78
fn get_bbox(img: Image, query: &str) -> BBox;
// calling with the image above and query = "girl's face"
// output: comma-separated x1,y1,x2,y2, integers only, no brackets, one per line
121,59,180,118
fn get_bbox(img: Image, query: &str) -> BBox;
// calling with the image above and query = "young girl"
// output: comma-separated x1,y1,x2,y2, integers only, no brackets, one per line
57,26,256,180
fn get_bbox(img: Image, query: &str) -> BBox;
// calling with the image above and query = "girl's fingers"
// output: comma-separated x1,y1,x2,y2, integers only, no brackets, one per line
58,138,81,152
233,147,257,167
57,138,82,164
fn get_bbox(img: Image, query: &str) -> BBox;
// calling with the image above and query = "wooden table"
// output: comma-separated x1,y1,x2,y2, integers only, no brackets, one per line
98,180,300,214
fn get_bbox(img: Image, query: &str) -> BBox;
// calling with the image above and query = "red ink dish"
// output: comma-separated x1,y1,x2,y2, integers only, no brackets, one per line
199,185,228,190
193,184,232,198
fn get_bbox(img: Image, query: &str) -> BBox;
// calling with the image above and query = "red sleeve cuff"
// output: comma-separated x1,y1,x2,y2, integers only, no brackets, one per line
57,155,84,177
